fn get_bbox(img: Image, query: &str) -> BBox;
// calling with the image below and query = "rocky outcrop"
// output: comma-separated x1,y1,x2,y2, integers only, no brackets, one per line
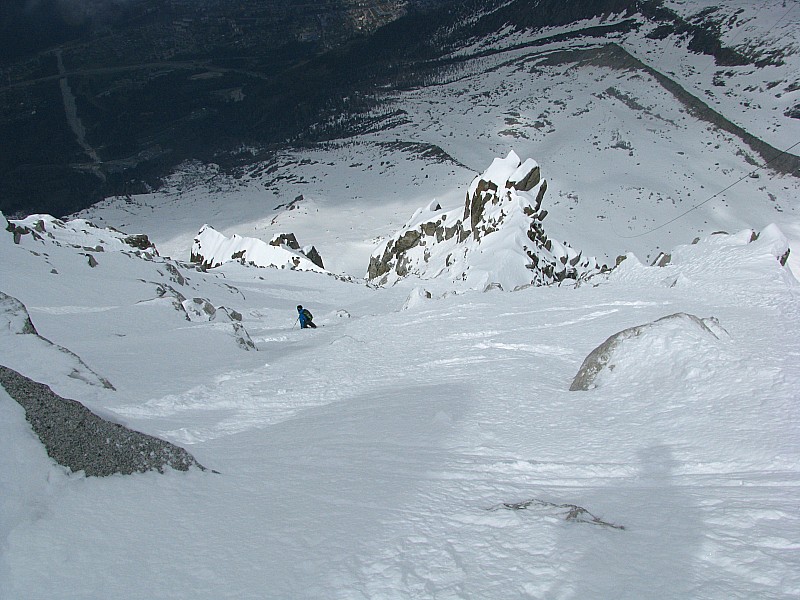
0,365,206,476
6,219,42,244
302,245,325,269
487,497,625,530
181,297,256,350
150,287,255,350
124,233,158,253
367,151,606,290
270,233,301,250
271,233,325,269
5,214,159,258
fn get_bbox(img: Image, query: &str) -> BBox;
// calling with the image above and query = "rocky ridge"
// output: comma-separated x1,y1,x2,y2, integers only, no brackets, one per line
367,151,607,291
2,211,257,353
191,225,326,273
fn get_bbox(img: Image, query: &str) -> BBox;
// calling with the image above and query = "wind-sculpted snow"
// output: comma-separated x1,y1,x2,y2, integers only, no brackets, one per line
368,151,606,291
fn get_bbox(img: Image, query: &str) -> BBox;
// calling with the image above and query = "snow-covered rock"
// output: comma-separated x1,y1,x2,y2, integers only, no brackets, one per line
180,298,256,350
7,213,158,257
569,312,728,391
367,151,606,291
191,225,326,272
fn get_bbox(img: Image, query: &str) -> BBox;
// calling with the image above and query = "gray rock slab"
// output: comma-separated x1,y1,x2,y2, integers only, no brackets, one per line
0,365,206,476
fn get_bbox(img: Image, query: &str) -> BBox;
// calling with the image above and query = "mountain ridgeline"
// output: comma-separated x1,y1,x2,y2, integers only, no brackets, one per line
0,0,794,217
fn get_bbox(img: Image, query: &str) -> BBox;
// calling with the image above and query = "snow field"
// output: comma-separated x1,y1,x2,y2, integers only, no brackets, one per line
2,221,798,598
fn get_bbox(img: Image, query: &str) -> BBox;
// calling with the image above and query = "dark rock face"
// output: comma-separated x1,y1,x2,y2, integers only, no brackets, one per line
5,219,40,245
124,234,157,253
368,229,425,280
0,365,206,477
270,233,301,250
509,164,541,192
302,245,325,269
779,248,790,267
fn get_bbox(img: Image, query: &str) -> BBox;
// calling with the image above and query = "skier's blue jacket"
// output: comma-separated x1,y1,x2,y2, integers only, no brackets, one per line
298,306,312,328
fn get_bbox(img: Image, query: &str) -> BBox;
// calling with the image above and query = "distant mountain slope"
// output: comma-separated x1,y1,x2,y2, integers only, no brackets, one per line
1,0,797,219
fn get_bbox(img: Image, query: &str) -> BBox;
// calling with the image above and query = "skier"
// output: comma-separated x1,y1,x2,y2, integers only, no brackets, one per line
297,304,316,329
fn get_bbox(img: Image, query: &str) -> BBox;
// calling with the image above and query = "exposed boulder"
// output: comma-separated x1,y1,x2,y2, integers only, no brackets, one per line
569,313,727,391
367,151,606,290
0,365,206,476
183,297,218,321
124,233,158,253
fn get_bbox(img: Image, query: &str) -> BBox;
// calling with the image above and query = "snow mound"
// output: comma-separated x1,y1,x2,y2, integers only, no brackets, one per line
570,312,728,391
401,287,433,311
191,225,326,272
367,151,606,291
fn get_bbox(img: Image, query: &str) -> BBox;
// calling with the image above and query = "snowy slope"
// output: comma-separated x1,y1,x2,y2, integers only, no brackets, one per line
3,2,800,597
1,208,799,599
